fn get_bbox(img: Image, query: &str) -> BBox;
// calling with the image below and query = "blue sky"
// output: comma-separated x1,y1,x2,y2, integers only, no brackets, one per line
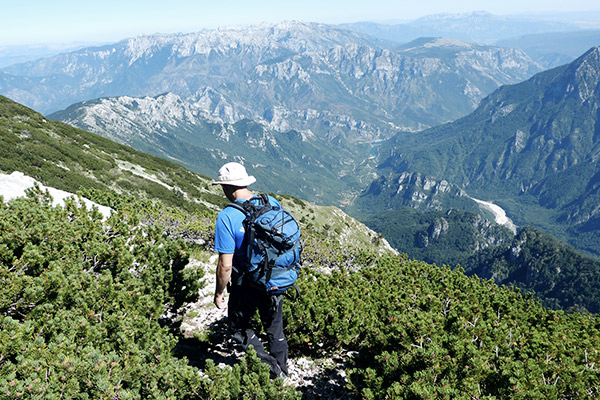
2,0,600,46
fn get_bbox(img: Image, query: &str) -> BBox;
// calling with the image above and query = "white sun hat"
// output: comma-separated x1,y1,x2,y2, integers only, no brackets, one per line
211,162,256,187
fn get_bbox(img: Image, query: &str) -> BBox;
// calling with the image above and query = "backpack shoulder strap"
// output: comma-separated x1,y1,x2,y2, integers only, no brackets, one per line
225,193,272,215
226,201,248,215
223,194,270,274
256,193,270,206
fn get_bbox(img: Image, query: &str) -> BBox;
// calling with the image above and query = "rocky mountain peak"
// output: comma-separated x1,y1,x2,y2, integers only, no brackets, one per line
527,46,600,106
567,46,600,102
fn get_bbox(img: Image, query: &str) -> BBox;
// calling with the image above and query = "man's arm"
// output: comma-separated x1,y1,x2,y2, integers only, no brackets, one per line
214,252,233,309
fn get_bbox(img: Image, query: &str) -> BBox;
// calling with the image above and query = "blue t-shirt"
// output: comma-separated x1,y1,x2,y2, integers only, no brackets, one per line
214,195,281,267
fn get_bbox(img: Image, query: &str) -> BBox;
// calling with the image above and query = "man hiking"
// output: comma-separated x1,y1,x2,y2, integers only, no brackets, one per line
212,161,289,380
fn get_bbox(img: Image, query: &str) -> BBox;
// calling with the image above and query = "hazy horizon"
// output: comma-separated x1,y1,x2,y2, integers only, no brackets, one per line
2,0,600,47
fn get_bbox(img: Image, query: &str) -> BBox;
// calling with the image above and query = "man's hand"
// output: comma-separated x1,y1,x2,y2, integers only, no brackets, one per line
214,292,227,309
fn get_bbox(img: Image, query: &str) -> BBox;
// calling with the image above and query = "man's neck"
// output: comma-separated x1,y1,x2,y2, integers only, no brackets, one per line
232,188,253,201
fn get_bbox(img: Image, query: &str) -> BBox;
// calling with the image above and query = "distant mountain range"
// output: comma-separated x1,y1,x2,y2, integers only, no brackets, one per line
343,11,584,44
496,30,600,68
0,22,384,114
0,42,101,68
7,21,535,206
3,22,540,139
343,11,600,69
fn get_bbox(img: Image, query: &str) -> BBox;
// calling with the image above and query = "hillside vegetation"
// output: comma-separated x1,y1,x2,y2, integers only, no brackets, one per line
362,207,514,267
2,188,600,399
1,95,600,398
0,188,302,399
465,227,600,313
289,251,600,398
0,96,223,216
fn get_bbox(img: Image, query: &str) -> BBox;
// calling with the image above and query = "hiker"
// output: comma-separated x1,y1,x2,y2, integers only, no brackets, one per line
212,161,289,380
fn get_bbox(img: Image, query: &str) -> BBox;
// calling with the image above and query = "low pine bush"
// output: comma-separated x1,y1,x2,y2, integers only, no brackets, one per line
286,246,600,399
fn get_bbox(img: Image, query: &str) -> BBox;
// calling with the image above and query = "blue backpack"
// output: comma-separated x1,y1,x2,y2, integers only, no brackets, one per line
227,194,302,297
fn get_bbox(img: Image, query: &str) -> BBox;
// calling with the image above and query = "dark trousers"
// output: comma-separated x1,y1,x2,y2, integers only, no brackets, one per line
227,284,289,377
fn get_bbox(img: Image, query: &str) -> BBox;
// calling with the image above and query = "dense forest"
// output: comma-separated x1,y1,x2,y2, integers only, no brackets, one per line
365,207,600,314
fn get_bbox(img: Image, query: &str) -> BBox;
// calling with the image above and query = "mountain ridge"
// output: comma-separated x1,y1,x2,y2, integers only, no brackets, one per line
0,94,392,254
0,22,384,114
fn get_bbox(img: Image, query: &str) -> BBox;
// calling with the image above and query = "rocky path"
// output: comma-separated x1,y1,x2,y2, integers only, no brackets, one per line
177,256,354,399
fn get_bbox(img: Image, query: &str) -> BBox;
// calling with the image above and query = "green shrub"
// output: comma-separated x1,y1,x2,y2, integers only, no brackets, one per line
287,244,600,399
